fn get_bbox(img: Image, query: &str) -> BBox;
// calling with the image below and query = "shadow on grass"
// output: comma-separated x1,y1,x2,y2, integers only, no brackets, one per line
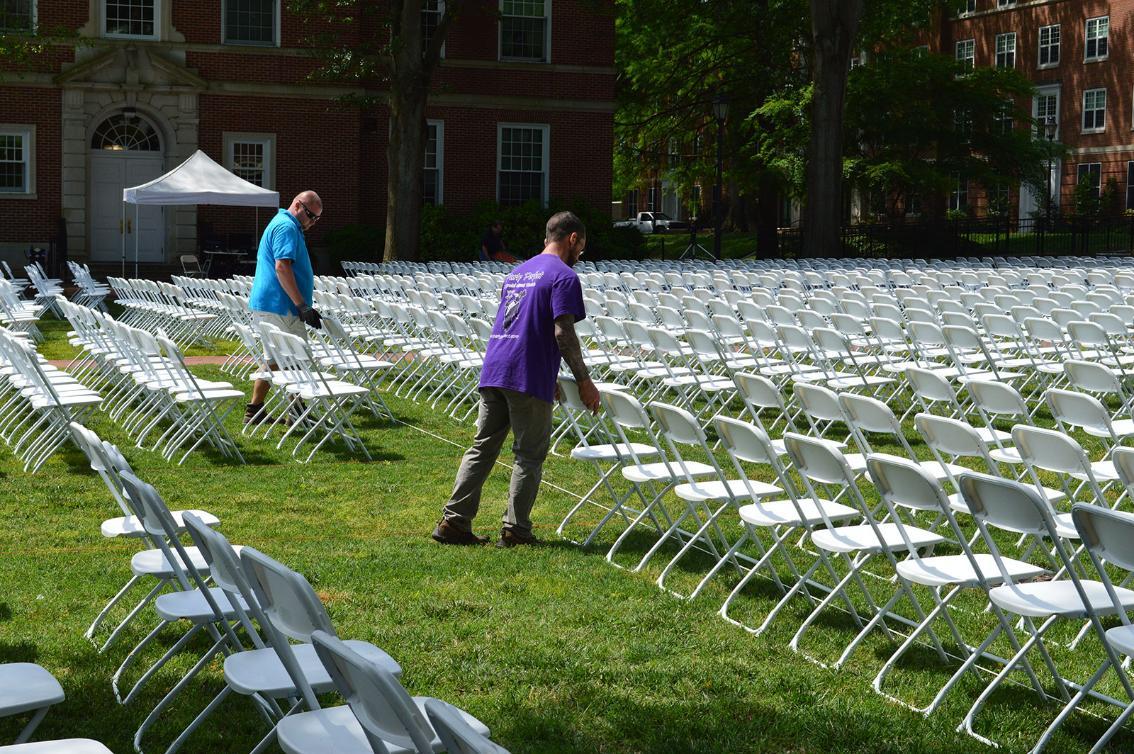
0,640,39,663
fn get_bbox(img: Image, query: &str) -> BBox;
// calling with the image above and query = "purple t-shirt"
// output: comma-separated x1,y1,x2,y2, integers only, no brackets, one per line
479,254,586,403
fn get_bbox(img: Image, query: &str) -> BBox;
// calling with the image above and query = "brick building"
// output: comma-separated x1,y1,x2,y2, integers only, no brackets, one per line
934,0,1133,219
0,1,615,270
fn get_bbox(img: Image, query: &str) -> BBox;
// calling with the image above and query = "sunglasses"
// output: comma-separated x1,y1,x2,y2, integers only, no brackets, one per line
297,200,321,223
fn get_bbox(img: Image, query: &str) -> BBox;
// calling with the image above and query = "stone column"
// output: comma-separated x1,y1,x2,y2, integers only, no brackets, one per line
61,88,88,260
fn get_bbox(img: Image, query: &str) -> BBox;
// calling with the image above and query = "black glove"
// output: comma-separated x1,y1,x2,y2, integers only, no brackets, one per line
298,304,322,330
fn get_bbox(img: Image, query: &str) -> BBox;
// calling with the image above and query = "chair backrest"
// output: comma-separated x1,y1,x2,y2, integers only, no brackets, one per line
839,392,899,436
867,453,948,513
1073,503,1134,576
905,367,958,404
714,416,777,465
1011,424,1089,476
649,401,706,447
783,432,853,486
240,547,335,643
311,630,436,754
1046,388,1113,436
425,698,510,754
1064,359,1122,395
793,382,845,423
914,412,987,458
965,379,1029,418
958,471,1052,536
733,372,784,411
599,387,650,430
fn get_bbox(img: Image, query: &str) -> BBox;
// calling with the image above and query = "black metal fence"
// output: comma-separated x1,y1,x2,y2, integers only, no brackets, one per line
776,216,1134,259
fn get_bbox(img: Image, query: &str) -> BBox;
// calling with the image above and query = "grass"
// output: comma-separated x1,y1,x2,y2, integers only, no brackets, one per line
1,320,1132,752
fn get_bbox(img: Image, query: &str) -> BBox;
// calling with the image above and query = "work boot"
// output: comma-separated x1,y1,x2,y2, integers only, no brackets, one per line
496,527,541,548
431,519,489,546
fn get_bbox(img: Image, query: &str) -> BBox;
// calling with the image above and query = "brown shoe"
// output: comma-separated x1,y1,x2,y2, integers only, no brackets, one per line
496,527,541,548
431,519,488,546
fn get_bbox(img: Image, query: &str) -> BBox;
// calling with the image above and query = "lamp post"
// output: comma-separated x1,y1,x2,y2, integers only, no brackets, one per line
712,93,728,260
1044,117,1058,230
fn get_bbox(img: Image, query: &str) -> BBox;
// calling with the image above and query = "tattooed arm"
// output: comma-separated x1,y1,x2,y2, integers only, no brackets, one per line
555,314,601,412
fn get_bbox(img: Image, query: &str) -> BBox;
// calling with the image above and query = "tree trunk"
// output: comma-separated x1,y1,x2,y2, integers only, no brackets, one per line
384,81,427,262
755,171,779,259
801,0,863,258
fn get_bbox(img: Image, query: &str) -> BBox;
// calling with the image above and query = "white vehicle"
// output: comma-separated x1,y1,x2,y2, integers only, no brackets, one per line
613,211,686,234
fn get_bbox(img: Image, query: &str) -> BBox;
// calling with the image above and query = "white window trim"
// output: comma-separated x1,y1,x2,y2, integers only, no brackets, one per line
1077,163,1102,197
221,0,281,47
223,132,275,190
1033,85,1060,139
995,32,1016,69
0,0,36,32
0,124,34,198
423,0,446,59
102,0,161,40
1082,88,1107,134
425,119,444,205
498,0,551,64
496,122,550,207
1085,15,1109,62
1037,24,1060,69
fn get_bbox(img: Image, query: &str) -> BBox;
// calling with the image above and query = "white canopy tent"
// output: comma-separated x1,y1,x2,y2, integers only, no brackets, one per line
121,149,279,276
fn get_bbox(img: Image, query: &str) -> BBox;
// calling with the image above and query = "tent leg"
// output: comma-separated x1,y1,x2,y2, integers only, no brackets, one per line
134,204,140,279
121,203,126,277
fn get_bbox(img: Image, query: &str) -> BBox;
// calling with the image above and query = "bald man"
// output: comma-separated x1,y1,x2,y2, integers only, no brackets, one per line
245,190,324,425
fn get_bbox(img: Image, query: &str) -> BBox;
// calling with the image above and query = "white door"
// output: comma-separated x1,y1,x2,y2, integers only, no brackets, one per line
89,152,165,263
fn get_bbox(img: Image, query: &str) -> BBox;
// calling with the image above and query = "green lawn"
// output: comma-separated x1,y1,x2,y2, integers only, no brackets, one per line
1,321,1131,752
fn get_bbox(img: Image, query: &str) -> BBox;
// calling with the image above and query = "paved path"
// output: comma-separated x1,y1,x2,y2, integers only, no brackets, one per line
47,355,235,368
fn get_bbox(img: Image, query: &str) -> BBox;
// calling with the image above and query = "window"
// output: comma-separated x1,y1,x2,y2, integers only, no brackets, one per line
961,0,976,15
500,0,549,63
1077,163,1101,197
997,0,1014,6
625,189,638,217
1034,91,1058,138
1082,88,1106,132
667,137,679,168
995,32,1015,68
223,133,274,189
1038,25,1060,67
956,39,975,70
1086,16,1109,61
104,0,158,39
690,185,702,217
993,101,1014,135
423,120,443,206
954,109,973,140
422,0,444,55
647,184,657,212
497,124,548,206
0,127,33,195
0,0,33,32
1127,162,1134,211
223,0,278,46
849,53,862,69
692,133,703,157
949,177,968,212
92,114,160,151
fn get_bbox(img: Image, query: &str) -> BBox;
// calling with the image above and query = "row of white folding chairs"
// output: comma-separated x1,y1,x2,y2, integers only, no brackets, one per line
23,262,64,319
58,300,245,464
107,277,219,346
0,326,101,471
68,424,505,753
64,260,111,311
556,380,1134,751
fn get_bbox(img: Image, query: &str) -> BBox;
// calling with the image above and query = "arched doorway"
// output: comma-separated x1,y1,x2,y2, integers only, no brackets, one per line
88,112,166,263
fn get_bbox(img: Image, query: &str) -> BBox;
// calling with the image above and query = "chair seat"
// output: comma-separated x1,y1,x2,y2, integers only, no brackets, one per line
825,374,895,390
914,460,969,484
1088,419,1134,438
675,478,781,502
974,426,1013,445
811,523,944,554
130,546,217,577
155,586,252,623
570,443,658,462
1071,460,1122,483
990,580,1134,619
1105,624,1134,658
622,460,716,483
897,554,1047,588
0,740,113,754
224,640,401,698
276,697,489,754
738,498,858,528
101,509,219,538
0,663,64,716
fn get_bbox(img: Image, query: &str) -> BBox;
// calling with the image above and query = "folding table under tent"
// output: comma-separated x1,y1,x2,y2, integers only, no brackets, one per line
121,149,279,277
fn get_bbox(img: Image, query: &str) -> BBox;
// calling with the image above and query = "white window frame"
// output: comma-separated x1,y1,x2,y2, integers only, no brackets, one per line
1077,162,1102,197
1126,162,1134,211
959,0,976,17
995,32,1016,69
102,0,160,40
223,132,275,190
424,119,444,206
949,177,968,212
0,125,34,198
1082,88,1107,134
997,0,1015,7
1085,16,1109,62
498,0,551,64
956,38,975,70
495,122,549,207
1033,86,1059,139
221,0,280,47
422,0,446,59
647,184,657,212
0,0,36,32
1038,24,1060,68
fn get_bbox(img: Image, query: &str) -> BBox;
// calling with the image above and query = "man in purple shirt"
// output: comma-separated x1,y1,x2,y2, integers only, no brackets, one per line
433,211,601,547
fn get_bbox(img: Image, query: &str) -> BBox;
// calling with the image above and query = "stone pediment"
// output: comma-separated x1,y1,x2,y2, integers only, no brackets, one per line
55,46,206,91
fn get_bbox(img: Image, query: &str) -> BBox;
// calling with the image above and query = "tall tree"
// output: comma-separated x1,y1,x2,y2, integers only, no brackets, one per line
289,0,458,261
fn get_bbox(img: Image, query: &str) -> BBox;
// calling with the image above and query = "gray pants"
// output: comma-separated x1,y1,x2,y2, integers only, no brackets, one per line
442,387,553,534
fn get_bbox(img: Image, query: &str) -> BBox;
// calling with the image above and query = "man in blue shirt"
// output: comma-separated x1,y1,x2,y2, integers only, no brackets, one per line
245,190,323,425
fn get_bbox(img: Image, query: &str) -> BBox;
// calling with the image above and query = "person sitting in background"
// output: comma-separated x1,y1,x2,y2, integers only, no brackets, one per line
480,220,517,263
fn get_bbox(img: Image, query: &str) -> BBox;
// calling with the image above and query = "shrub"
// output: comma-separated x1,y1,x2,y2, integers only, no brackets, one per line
324,223,384,269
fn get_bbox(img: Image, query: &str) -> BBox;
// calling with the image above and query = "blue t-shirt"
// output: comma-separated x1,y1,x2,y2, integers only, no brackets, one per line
479,253,586,403
248,209,313,316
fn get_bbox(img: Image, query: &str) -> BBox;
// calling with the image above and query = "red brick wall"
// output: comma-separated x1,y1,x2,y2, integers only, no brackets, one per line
0,89,61,243
446,0,615,66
